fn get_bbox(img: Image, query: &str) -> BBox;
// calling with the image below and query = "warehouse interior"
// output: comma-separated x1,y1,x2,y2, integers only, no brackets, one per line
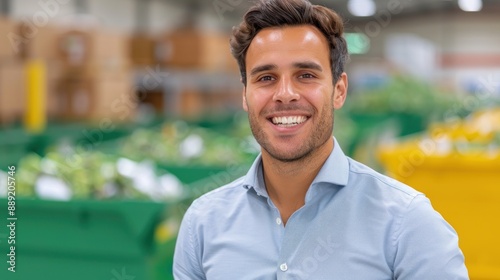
0,0,499,279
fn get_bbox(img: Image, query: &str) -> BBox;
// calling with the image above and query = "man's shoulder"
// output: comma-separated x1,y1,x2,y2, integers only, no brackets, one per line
188,175,248,212
346,157,423,201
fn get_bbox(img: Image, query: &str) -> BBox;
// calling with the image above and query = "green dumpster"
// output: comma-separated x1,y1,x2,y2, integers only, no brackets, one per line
150,165,250,280
0,198,166,280
347,112,426,155
0,128,32,171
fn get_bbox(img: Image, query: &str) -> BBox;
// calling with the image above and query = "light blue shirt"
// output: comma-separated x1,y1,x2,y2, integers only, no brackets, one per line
173,138,468,279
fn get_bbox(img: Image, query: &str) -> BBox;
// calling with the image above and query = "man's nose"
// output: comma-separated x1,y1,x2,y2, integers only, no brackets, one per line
273,76,300,103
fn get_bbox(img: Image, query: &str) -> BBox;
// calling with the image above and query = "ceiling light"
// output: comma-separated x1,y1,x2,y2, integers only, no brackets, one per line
348,0,376,17
458,0,482,12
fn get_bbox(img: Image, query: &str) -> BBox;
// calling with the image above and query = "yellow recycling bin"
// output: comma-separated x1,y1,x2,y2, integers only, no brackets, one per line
378,112,500,279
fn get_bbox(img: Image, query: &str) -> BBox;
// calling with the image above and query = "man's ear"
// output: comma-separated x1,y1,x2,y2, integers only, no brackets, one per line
333,73,348,109
242,86,249,112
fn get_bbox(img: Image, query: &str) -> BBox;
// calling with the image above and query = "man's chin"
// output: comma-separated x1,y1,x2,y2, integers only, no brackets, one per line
264,147,312,163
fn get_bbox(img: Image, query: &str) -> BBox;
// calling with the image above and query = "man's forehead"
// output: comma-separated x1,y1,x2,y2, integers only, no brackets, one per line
246,24,330,70
251,25,326,45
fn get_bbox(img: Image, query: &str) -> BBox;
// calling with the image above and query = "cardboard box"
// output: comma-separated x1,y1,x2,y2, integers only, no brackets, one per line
130,33,156,67
45,61,64,117
179,88,205,118
0,17,20,60
62,61,132,81
157,28,232,72
59,29,131,68
205,89,242,113
0,61,26,124
136,89,164,114
0,60,65,124
92,30,130,60
58,28,132,80
91,73,136,121
56,71,136,121
56,78,91,119
19,23,62,60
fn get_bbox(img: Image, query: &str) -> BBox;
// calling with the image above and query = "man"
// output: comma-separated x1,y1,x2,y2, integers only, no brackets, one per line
173,0,469,279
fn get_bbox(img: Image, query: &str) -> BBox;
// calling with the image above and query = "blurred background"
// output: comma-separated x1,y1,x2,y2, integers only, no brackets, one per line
0,0,499,279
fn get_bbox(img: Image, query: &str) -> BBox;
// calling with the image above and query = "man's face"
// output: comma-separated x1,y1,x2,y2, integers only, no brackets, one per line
243,25,347,162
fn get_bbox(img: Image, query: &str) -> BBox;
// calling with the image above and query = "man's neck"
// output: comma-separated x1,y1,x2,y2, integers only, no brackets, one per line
262,138,334,225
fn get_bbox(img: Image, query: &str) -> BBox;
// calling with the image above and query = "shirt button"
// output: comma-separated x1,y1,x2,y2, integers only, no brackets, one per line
276,217,282,225
280,263,288,271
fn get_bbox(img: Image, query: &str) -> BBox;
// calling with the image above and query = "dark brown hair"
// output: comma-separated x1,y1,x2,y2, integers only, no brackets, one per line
230,0,349,85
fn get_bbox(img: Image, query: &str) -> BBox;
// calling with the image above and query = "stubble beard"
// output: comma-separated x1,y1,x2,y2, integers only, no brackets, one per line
247,101,334,163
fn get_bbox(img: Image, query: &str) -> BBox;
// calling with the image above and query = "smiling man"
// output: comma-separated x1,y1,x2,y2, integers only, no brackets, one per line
173,0,468,279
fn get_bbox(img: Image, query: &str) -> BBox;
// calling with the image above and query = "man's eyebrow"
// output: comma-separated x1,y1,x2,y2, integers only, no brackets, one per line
249,62,322,77
249,64,278,77
293,61,323,72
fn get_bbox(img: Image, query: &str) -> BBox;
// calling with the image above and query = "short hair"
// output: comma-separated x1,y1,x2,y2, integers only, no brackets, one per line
230,0,349,85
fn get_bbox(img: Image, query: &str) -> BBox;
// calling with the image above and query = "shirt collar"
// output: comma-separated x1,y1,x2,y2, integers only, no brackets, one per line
242,137,350,194
242,154,269,197
311,137,350,187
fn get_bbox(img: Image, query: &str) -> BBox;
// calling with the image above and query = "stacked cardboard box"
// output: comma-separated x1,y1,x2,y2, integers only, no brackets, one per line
19,23,65,119
0,20,68,124
157,28,236,73
130,33,157,67
152,28,242,118
0,62,26,124
18,22,62,61
0,17,19,60
176,79,242,118
205,89,242,114
179,88,206,118
57,72,135,121
129,28,240,72
0,17,22,125
26,25,67,120
57,28,136,121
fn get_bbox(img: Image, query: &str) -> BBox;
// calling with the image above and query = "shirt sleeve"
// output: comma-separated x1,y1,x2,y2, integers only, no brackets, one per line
173,204,206,280
393,194,469,279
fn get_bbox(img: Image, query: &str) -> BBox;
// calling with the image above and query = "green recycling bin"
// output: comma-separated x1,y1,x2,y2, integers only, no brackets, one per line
150,165,250,280
0,128,32,171
0,198,166,280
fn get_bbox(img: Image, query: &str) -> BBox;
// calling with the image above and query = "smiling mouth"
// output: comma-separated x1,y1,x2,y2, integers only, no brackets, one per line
270,116,308,127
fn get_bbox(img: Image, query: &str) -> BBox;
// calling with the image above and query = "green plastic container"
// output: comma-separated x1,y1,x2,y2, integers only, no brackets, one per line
0,198,166,280
0,122,136,171
150,166,249,280
0,128,32,171
347,112,427,156
159,164,230,185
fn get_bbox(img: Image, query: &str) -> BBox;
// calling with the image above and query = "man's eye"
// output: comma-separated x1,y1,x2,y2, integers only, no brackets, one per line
300,73,315,79
258,76,275,82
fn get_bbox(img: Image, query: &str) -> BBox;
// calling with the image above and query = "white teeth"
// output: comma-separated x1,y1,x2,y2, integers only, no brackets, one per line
271,116,307,127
